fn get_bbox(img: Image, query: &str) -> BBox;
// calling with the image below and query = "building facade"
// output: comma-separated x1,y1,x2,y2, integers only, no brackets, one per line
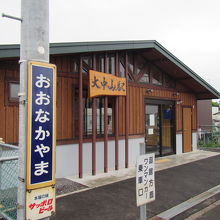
0,41,219,178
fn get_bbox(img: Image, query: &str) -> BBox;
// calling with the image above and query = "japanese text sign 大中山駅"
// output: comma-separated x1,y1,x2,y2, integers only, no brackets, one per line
89,70,127,98
136,153,155,206
27,61,56,190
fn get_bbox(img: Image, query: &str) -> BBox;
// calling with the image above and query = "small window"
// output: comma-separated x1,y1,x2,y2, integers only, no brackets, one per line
128,53,134,74
135,55,146,75
83,56,92,68
139,73,150,83
119,61,125,78
151,66,162,86
97,54,105,72
108,54,115,75
82,55,92,74
164,75,175,88
73,60,79,73
9,82,19,103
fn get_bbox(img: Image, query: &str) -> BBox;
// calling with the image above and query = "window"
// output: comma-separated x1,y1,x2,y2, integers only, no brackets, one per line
73,60,79,73
8,82,19,104
82,55,92,74
139,72,150,83
135,55,146,75
128,53,134,74
107,54,115,75
151,66,162,86
119,61,125,77
84,97,114,137
97,54,105,72
164,75,175,88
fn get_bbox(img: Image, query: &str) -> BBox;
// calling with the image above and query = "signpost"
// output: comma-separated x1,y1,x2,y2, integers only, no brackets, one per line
26,62,56,219
136,152,155,220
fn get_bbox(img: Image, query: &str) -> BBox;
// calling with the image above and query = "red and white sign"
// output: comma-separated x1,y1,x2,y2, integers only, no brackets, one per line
26,186,55,220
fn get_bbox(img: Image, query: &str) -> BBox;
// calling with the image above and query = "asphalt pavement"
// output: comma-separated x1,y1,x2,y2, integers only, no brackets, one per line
52,151,220,220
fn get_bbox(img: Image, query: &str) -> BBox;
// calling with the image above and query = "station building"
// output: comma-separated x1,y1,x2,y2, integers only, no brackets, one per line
0,40,219,178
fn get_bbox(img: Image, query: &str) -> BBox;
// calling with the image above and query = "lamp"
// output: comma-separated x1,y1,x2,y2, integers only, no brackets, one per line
176,100,183,104
173,92,180,96
146,88,154,93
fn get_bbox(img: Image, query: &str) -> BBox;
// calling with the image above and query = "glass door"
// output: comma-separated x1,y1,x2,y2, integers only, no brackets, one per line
161,105,174,155
145,100,175,157
145,104,160,156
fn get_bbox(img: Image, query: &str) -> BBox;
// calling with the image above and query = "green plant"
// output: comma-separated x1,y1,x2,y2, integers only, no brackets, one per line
212,101,220,107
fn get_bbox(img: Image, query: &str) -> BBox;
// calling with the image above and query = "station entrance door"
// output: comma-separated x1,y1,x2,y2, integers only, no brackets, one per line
145,99,175,157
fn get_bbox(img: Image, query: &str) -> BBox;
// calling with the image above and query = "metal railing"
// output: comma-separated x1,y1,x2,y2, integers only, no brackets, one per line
198,125,220,147
0,143,18,220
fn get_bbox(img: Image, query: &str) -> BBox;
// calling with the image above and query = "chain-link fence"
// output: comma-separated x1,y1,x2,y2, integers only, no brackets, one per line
198,125,220,148
0,143,18,220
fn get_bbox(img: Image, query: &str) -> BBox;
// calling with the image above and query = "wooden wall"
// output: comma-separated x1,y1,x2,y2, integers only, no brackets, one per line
51,56,77,142
0,55,197,144
0,62,19,144
118,84,197,137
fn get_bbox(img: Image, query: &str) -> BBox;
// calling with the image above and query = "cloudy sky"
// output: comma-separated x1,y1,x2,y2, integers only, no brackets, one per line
1,0,220,98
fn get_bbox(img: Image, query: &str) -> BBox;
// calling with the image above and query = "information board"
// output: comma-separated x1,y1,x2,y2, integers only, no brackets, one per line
136,153,155,206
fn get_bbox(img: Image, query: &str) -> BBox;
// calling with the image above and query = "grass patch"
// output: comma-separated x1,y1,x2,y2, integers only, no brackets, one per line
198,139,220,148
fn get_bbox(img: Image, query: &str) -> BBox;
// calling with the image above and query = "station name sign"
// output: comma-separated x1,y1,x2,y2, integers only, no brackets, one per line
89,70,127,98
26,61,56,219
26,61,56,190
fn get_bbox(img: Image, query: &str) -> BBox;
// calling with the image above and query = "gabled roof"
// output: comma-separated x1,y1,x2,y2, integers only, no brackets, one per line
0,40,219,99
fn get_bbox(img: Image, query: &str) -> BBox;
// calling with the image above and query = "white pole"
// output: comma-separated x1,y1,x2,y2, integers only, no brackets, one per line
139,143,147,220
17,1,49,219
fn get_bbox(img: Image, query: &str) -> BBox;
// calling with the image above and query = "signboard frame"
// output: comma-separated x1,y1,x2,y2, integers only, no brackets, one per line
26,61,56,190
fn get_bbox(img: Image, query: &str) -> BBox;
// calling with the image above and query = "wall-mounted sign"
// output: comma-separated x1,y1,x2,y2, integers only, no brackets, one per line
26,61,56,190
136,153,155,206
26,186,55,220
89,70,127,98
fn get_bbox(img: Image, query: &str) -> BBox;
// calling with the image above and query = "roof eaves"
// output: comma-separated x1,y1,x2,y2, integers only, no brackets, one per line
49,40,157,54
152,41,220,98
0,44,20,58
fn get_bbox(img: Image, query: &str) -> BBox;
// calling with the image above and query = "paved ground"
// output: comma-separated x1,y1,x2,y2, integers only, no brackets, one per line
196,205,220,220
51,150,220,220
56,178,88,196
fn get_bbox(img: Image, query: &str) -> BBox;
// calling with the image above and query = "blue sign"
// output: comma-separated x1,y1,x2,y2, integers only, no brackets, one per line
27,61,56,190
163,109,172,120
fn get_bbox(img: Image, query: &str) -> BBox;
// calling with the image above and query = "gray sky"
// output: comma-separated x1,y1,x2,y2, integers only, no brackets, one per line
1,0,220,97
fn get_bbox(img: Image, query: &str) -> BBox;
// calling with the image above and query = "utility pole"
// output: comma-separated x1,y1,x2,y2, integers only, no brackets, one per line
17,0,49,219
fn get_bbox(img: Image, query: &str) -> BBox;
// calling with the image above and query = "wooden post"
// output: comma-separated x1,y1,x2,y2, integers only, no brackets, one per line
104,53,108,173
92,54,96,175
125,52,129,168
79,56,83,178
115,52,119,170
